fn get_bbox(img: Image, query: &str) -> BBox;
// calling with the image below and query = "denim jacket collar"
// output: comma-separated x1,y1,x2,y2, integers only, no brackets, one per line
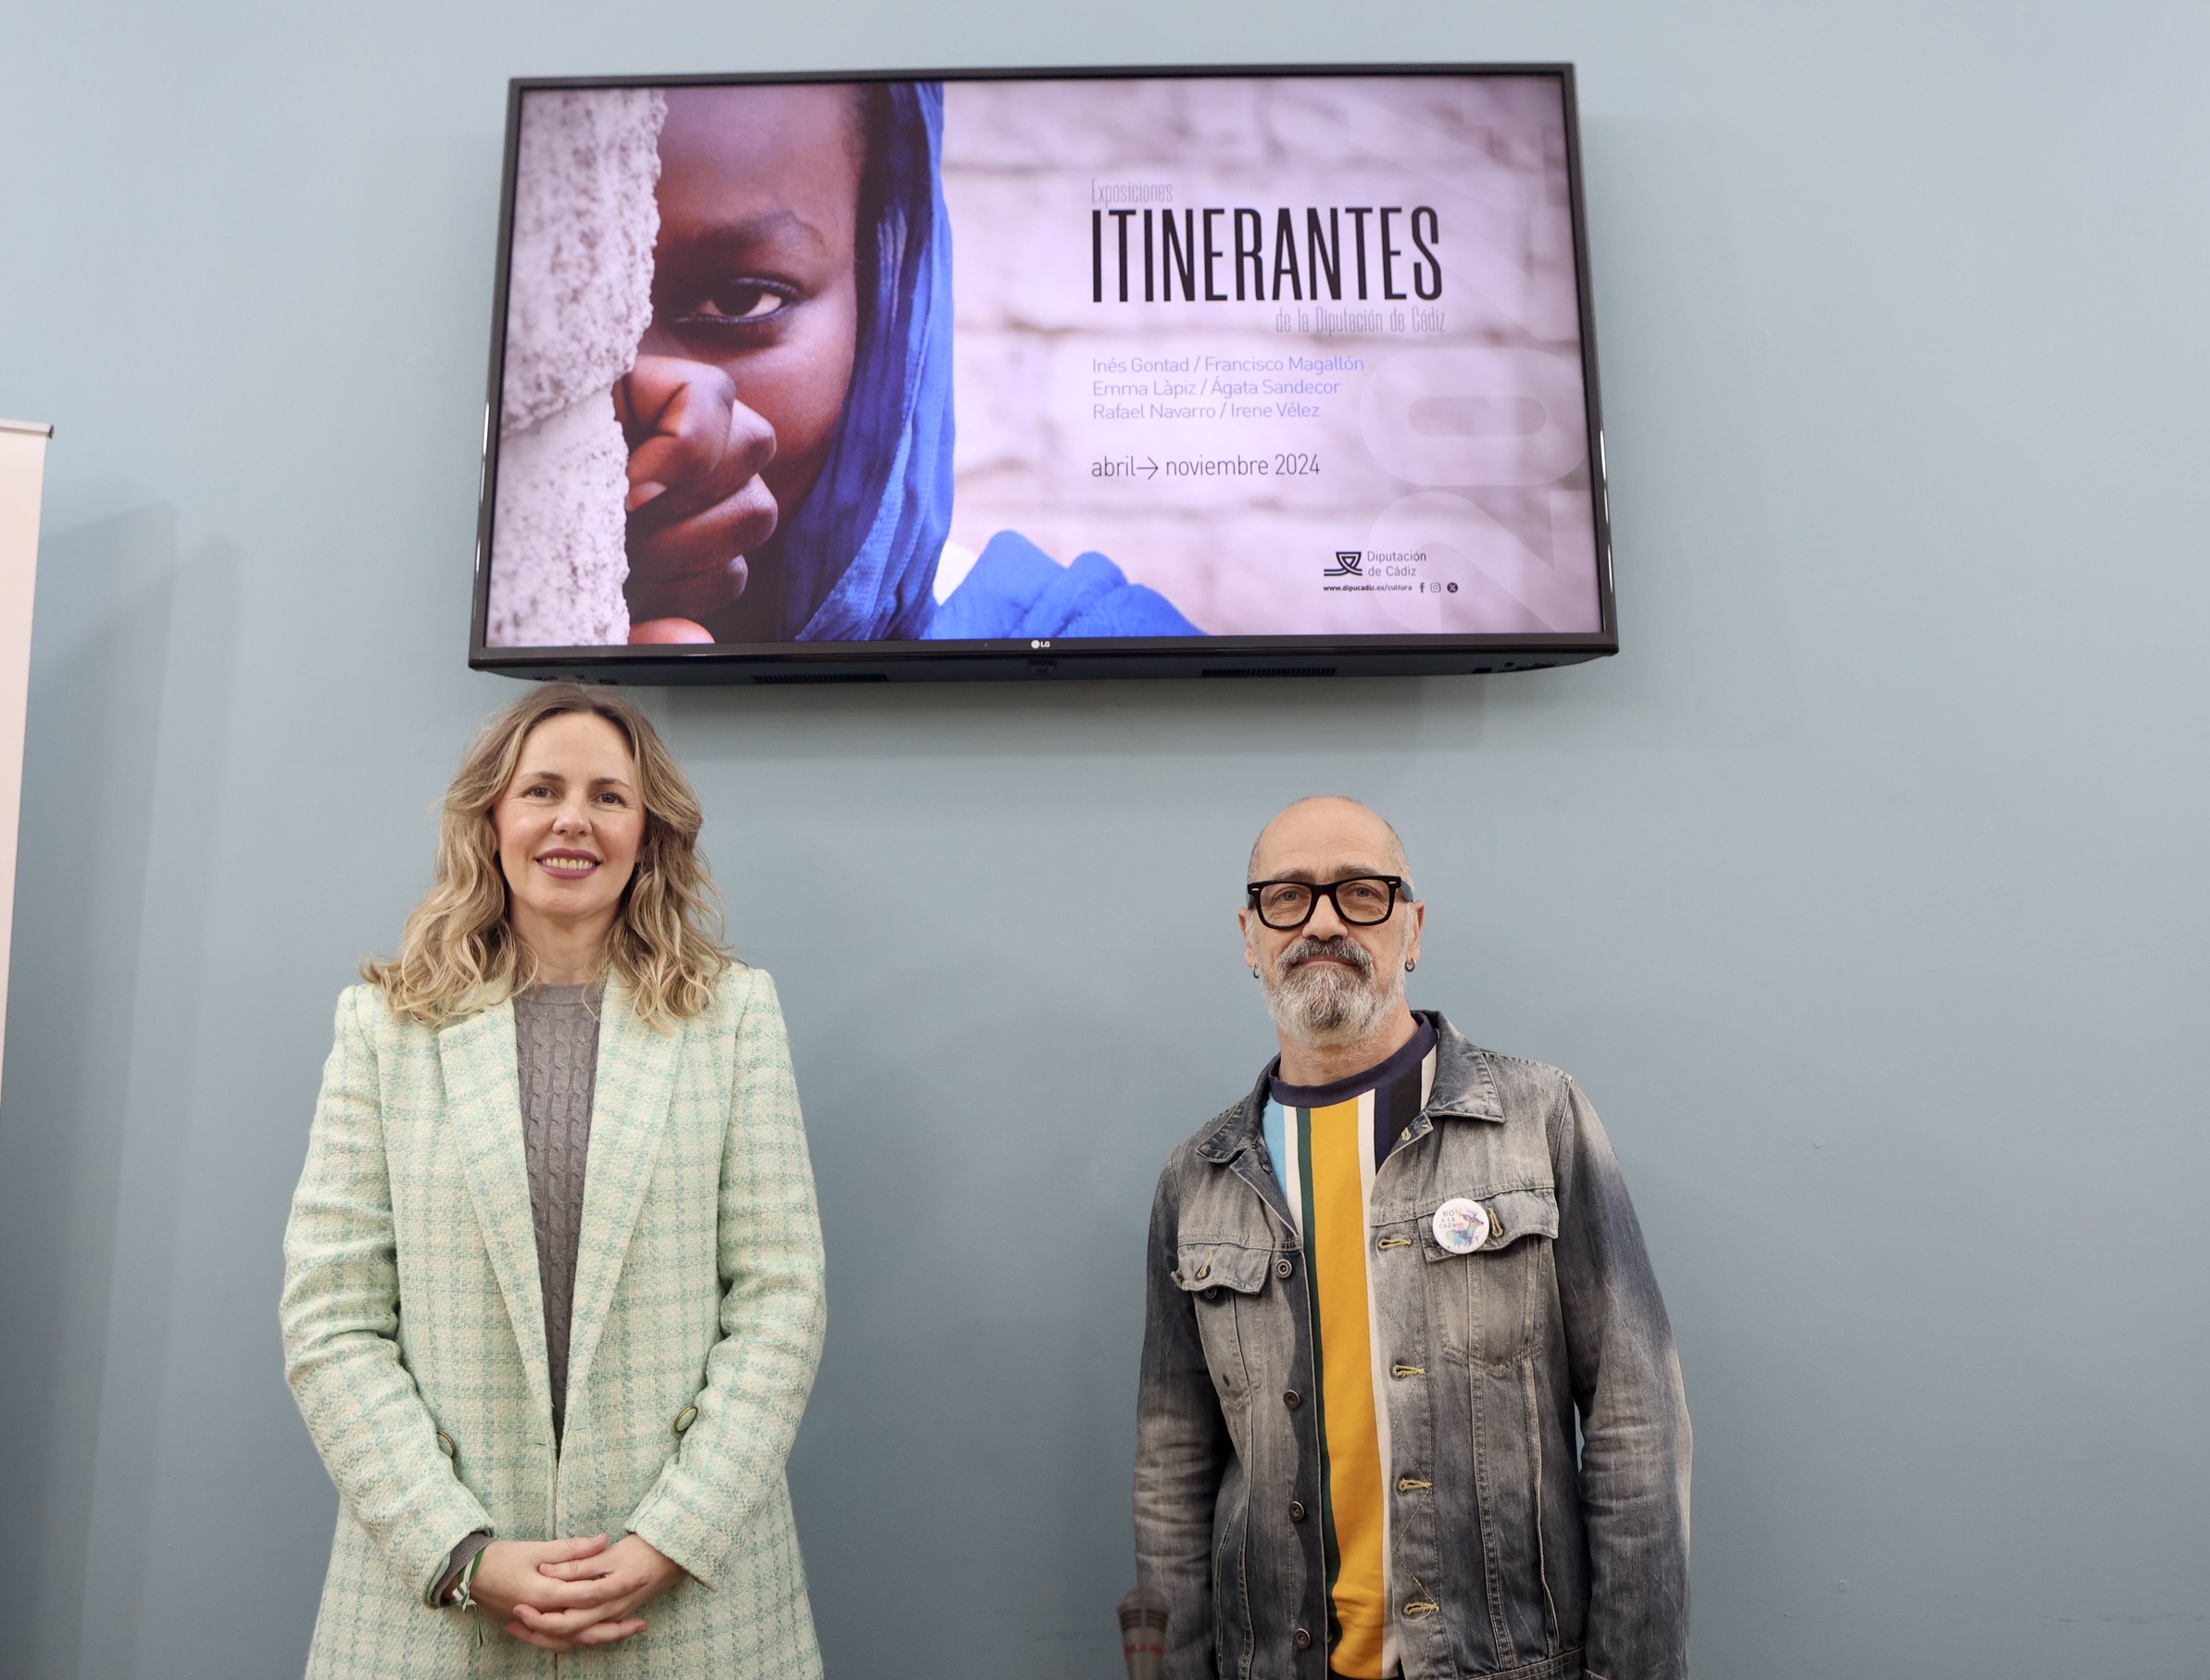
1425,1014,1505,1122
1194,1011,1504,1167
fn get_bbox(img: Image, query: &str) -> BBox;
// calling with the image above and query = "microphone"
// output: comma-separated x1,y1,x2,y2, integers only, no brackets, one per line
1119,1584,1168,1680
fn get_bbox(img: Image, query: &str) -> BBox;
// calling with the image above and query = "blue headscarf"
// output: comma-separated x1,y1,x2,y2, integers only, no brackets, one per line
779,81,952,642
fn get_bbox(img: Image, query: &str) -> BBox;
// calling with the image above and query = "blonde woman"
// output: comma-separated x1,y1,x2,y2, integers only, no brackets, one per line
282,684,824,1676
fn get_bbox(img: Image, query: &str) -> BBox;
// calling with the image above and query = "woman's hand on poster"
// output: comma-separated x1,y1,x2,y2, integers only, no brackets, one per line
471,1533,684,1649
616,355,779,621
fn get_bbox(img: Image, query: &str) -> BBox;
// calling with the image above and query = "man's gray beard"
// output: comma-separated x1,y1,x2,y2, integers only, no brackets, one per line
1261,936,1401,1047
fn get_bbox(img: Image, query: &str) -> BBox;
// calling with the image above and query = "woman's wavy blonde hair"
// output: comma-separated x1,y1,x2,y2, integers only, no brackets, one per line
364,683,733,1028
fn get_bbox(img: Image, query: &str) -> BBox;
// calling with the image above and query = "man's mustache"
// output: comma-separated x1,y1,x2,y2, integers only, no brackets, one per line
1277,936,1375,979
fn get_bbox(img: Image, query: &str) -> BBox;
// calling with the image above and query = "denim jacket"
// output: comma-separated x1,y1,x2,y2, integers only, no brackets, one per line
1134,1016,1690,1680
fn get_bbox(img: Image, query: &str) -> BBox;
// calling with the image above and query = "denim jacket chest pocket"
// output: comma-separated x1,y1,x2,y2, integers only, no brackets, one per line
1400,1185,1562,1370
1173,1241,1283,1399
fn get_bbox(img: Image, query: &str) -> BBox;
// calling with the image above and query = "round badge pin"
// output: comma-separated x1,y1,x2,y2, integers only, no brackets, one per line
1432,1197,1491,1254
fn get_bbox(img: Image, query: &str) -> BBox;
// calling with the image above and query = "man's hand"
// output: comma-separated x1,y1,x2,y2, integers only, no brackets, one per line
615,355,779,623
470,1533,685,1651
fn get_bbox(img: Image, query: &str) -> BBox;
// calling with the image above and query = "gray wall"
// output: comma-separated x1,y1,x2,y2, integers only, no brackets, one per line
3,2,2204,1675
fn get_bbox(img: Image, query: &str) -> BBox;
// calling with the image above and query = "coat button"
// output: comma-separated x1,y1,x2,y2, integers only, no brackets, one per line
434,1431,457,1460
1288,1500,1307,1523
1283,1389,1302,1410
673,1405,698,1435
1275,1256,1295,1279
1292,1627,1312,1650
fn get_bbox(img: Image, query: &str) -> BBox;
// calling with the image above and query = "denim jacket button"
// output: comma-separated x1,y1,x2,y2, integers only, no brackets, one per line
1288,1499,1307,1522
1292,1627,1312,1649
1203,1285,1221,1301
1274,1256,1294,1279
1283,1389,1303,1410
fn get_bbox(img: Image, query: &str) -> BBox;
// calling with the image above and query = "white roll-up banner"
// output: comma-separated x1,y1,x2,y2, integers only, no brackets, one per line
0,420,51,1108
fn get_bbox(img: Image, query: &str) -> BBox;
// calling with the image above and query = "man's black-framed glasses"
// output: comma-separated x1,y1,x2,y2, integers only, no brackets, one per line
1245,875,1413,931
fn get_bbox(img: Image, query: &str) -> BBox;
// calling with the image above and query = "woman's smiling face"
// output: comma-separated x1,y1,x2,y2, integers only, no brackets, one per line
643,85,866,529
493,711,647,952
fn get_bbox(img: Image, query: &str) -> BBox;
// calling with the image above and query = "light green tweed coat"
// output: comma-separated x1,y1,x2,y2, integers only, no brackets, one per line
281,967,825,1678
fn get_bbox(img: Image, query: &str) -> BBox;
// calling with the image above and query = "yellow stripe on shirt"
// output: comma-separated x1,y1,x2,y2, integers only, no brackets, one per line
1307,1096,1389,1678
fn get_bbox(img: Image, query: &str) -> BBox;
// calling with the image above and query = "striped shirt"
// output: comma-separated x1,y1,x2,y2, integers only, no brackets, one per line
1262,1015,1439,1680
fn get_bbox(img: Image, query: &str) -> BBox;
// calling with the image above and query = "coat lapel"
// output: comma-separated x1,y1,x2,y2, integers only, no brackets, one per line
438,1001,555,1427
562,980,682,1411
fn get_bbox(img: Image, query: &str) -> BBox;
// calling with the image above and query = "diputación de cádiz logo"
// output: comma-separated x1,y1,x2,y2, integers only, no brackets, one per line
1325,551,1363,577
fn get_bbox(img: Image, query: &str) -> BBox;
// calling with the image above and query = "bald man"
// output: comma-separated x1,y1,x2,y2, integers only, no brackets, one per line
1134,798,1690,1680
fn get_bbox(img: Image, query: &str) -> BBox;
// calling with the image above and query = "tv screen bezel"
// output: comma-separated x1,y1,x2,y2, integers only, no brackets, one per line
469,62,1614,684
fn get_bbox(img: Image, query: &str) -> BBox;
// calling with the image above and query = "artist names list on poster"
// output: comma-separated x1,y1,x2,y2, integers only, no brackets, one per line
1089,351,1363,421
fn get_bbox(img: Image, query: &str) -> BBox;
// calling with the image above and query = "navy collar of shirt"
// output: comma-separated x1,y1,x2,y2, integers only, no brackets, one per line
1268,1011,1440,1110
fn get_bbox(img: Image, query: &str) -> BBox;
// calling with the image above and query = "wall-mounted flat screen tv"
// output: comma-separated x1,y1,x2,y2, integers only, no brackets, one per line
471,64,1614,683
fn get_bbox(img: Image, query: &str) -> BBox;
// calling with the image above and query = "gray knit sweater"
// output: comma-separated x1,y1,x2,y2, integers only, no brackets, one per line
438,980,602,1601
512,980,603,1443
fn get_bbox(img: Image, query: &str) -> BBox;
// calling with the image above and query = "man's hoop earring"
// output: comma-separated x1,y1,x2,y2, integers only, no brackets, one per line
1249,967,1261,980
1405,959,1417,972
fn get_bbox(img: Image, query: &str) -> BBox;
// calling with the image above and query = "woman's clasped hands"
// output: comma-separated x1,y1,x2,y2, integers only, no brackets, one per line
469,1533,688,1650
